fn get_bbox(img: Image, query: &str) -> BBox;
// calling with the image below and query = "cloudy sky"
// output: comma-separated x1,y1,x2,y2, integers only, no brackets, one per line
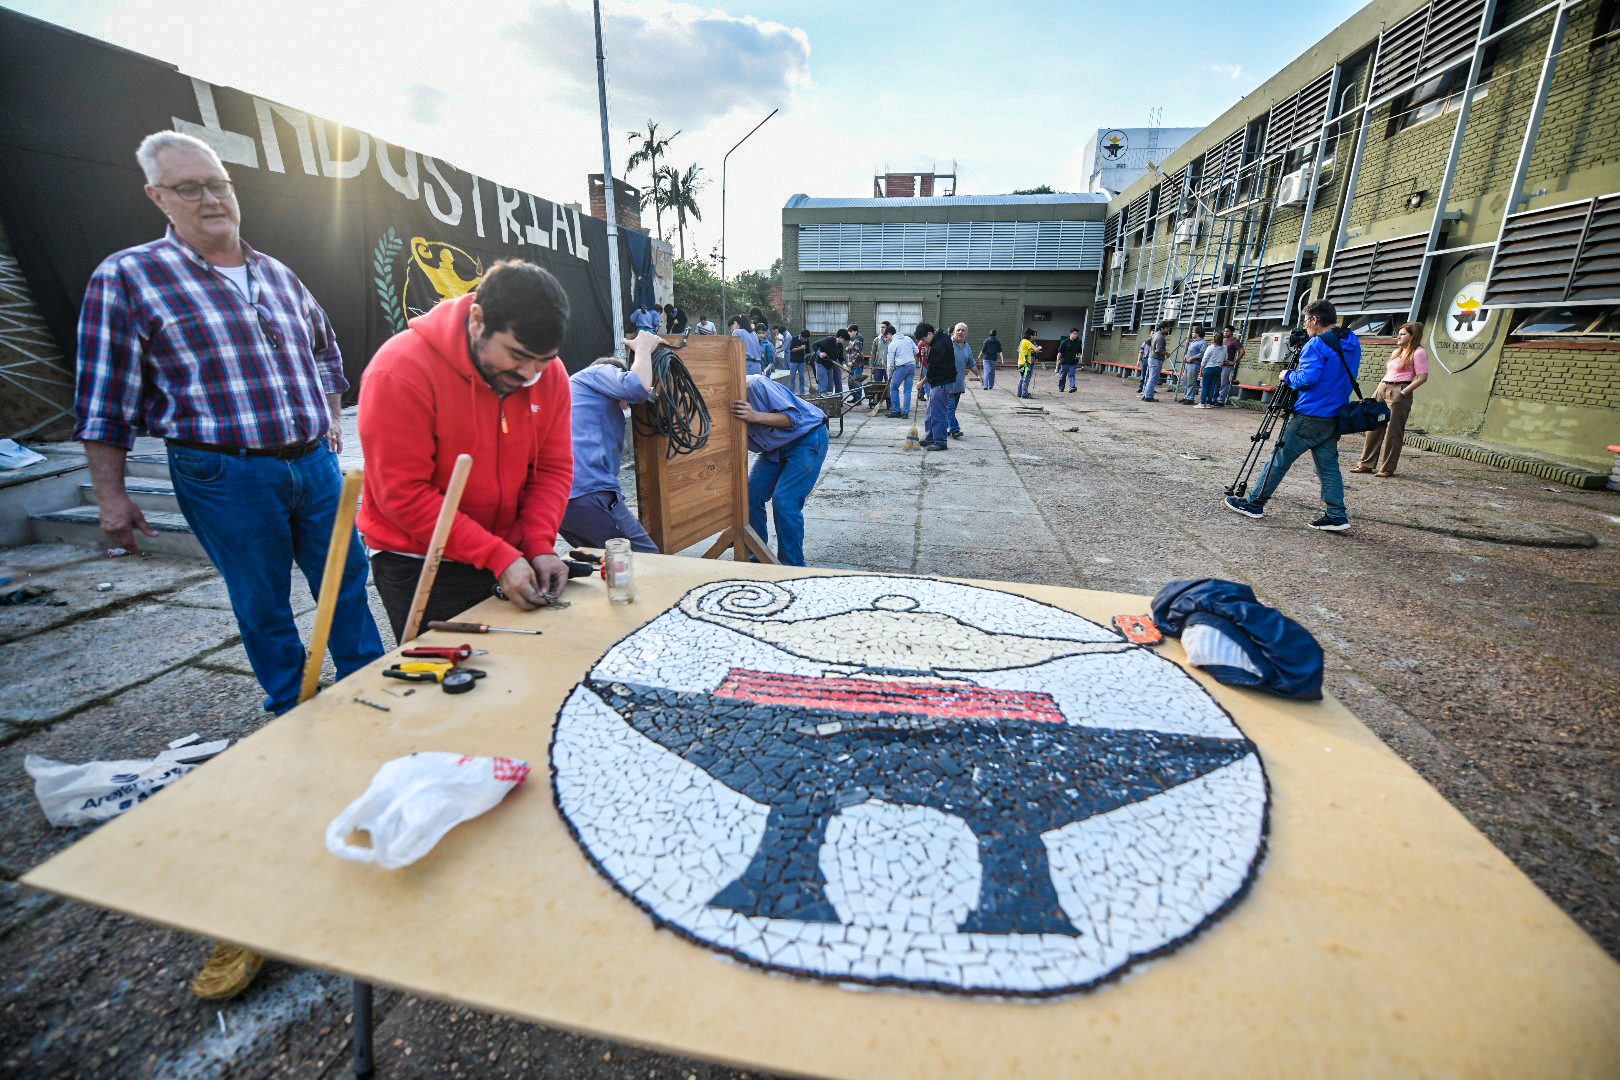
18,0,1363,271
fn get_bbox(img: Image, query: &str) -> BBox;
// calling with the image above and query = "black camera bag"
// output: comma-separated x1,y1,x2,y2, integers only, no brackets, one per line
1320,330,1390,436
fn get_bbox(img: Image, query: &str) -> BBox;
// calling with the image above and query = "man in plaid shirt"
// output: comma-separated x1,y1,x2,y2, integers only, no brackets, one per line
75,130,384,721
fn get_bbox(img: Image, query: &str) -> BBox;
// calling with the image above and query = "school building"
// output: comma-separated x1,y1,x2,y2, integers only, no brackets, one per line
778,191,1107,354
1087,0,1620,475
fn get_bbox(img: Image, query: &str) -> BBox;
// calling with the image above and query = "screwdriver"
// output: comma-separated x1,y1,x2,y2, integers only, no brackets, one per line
427,620,542,635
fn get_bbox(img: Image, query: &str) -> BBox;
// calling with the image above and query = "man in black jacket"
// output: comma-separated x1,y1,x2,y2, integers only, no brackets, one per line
918,321,954,450
813,328,850,394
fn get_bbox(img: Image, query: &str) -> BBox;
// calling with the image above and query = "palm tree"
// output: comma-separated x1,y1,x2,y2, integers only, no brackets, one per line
626,120,679,241
659,162,707,260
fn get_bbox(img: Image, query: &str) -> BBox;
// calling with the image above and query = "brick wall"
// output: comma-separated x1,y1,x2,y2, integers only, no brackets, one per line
1492,346,1620,408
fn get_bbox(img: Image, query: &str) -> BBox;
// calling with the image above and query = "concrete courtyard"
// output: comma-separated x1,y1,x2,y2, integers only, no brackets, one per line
2,368,1616,1077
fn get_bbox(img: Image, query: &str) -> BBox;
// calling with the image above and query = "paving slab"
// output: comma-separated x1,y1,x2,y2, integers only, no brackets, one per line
0,553,216,645
0,603,241,729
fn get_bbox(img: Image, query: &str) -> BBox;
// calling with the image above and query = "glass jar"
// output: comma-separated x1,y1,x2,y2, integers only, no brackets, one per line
604,538,635,604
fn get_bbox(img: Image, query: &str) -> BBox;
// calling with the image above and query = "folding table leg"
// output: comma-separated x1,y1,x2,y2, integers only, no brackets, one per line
352,979,374,1078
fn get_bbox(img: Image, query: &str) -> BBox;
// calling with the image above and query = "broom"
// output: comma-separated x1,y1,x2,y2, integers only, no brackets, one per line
902,377,923,451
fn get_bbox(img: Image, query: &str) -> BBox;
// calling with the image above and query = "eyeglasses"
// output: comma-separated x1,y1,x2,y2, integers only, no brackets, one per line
255,307,282,350
157,179,235,202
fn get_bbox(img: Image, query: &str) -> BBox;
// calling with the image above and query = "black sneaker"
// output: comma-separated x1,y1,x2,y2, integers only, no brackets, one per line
1224,496,1264,519
1308,515,1351,531
924,442,948,451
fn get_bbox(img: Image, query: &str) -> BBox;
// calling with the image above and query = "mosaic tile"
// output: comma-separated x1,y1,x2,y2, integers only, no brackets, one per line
551,575,1270,998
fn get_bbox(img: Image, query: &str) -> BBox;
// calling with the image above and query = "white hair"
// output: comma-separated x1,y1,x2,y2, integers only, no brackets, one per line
135,131,225,184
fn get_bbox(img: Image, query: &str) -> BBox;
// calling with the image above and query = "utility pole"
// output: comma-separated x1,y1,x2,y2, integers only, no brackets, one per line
593,0,626,356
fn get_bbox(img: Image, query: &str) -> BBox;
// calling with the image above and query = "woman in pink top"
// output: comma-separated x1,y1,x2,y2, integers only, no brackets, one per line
1353,321,1429,477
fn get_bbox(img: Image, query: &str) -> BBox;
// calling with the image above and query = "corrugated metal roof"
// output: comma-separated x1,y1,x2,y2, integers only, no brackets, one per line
785,193,1109,208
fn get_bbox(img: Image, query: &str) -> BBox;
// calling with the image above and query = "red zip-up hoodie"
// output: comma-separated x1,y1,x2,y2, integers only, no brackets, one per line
357,293,573,576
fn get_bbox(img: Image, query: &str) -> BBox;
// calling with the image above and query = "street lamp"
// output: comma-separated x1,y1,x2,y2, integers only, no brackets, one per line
720,108,778,325
592,0,625,355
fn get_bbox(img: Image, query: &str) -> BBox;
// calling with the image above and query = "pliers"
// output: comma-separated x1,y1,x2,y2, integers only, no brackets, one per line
383,661,488,684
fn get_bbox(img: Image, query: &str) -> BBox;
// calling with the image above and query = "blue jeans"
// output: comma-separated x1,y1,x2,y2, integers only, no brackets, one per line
1182,363,1202,401
1250,413,1347,520
1218,365,1234,403
560,489,659,553
925,383,951,443
816,365,843,394
1057,364,1077,391
1017,368,1034,395
1142,356,1165,399
889,363,915,414
788,361,807,395
1201,365,1222,404
983,361,996,389
947,391,963,433
167,444,384,714
749,425,828,566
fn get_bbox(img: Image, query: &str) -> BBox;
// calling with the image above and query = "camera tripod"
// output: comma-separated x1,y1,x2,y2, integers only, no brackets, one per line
1223,327,1308,499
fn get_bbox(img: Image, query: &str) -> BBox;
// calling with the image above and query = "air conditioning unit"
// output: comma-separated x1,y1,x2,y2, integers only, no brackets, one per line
1257,331,1288,364
1113,250,1129,272
1162,297,1182,320
1276,164,1314,207
1103,305,1117,326
1173,220,1200,246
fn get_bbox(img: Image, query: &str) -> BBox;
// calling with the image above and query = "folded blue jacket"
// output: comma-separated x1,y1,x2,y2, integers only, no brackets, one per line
1151,578,1324,700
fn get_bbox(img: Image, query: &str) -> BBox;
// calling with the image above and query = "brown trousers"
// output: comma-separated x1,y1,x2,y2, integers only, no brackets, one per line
1359,381,1413,474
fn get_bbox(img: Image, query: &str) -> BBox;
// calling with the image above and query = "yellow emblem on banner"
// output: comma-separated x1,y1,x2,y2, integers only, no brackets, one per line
403,238,483,319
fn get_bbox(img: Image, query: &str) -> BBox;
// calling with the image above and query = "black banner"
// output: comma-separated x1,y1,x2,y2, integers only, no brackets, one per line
0,10,646,392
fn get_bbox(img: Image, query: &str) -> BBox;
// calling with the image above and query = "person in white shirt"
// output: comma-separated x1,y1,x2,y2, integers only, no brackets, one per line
887,330,919,417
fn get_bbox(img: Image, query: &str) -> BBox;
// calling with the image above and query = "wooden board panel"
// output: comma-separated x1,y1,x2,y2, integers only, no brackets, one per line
22,556,1620,1080
632,335,749,555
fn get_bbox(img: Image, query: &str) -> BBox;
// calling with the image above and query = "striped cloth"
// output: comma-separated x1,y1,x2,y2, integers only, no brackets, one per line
74,229,346,450
1182,623,1263,677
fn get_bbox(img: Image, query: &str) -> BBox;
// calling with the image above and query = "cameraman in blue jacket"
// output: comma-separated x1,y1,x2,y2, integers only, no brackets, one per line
1224,299,1360,531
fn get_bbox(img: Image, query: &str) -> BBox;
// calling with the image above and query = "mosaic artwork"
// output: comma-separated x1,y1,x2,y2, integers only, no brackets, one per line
551,576,1269,996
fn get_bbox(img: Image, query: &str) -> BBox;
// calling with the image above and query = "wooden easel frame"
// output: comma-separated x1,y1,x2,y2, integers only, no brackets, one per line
632,335,777,563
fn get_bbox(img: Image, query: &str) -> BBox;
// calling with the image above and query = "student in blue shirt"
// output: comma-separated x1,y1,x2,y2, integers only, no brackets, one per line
629,302,661,333
730,314,763,374
559,331,663,552
758,330,777,375
731,374,828,566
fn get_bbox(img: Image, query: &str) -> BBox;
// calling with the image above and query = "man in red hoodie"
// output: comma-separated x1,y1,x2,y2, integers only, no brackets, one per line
358,260,575,640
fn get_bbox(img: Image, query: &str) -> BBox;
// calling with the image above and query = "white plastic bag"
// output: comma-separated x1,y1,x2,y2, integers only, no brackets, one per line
325,752,530,870
0,438,47,470
25,736,231,826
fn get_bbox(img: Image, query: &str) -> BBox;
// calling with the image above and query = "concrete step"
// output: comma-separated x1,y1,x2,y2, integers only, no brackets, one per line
30,505,206,560
0,457,89,547
126,451,173,480
78,477,180,515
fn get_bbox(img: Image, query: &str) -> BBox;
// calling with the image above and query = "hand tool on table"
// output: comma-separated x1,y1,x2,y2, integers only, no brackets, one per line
299,469,365,704
400,453,473,644
427,620,542,635
383,664,488,684
401,644,487,661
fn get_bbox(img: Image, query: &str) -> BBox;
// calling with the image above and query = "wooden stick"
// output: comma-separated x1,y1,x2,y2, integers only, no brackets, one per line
400,453,473,644
298,469,365,706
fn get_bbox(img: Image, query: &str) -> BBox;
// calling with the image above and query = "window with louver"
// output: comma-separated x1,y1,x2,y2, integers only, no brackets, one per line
1484,193,1620,306
795,220,1104,272
1370,0,1489,103
1235,263,1295,320
1325,233,1427,313
1265,71,1333,153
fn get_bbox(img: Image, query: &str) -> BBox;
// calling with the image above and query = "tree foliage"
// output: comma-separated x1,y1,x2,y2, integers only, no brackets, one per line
672,256,782,325
1011,185,1056,194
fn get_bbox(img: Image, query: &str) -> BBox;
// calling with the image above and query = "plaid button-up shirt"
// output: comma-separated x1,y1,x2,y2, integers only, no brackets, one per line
74,229,347,450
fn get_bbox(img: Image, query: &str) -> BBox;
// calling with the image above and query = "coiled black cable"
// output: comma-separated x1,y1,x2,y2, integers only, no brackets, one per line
632,342,711,459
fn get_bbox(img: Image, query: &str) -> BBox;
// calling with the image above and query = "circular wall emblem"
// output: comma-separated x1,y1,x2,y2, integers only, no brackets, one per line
1101,129,1129,160
1428,257,1503,373
1444,281,1490,342
551,576,1269,997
